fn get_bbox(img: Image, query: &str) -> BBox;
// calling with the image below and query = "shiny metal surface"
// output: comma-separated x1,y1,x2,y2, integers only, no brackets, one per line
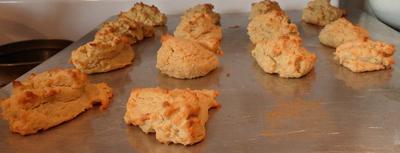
1,10,400,153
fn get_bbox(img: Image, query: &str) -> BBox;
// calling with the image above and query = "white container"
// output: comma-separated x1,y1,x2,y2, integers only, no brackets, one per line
368,0,400,30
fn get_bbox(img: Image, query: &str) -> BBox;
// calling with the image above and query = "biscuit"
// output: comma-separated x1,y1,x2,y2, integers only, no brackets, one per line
251,35,317,78
174,13,223,55
249,0,282,20
334,40,395,72
302,0,345,26
0,69,112,135
319,18,369,48
156,35,219,79
181,3,220,25
95,16,155,44
120,2,167,27
71,35,134,74
124,87,219,145
247,10,300,44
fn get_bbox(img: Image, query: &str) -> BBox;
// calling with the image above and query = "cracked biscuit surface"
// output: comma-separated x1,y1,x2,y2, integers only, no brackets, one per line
302,0,345,26
0,69,112,135
174,13,223,55
249,0,282,20
124,87,219,145
120,2,167,27
319,18,369,48
70,35,134,74
334,40,395,72
251,36,317,78
247,10,299,44
181,3,220,25
156,35,219,79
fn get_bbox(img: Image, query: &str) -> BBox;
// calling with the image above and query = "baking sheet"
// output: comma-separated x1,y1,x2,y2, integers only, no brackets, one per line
1,10,400,153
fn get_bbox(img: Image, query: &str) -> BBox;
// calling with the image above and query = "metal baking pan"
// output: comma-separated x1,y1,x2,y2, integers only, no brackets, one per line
1,10,400,153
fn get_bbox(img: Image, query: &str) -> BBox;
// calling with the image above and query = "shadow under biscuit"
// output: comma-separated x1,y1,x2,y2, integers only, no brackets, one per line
157,68,222,90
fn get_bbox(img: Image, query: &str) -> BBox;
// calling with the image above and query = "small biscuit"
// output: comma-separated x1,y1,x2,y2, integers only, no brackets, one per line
0,69,112,135
302,0,345,26
156,35,219,79
251,35,317,78
319,18,369,48
334,40,395,72
120,2,167,27
247,10,300,44
95,16,154,44
174,13,223,55
71,35,134,74
124,87,219,145
249,0,282,20
181,3,220,25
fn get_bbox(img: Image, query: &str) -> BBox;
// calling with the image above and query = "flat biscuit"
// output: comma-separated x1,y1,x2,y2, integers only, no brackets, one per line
334,40,395,72
174,13,223,55
156,35,219,79
124,87,219,145
120,2,167,27
70,35,135,74
181,3,220,25
319,18,369,48
0,69,112,135
251,35,317,78
249,0,282,20
247,10,300,44
302,0,345,26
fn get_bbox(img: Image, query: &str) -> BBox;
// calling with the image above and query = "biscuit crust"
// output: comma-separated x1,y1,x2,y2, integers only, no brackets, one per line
249,0,282,20
334,40,395,72
251,36,317,78
181,3,220,25
120,2,167,27
124,87,219,145
247,10,299,44
156,35,219,79
319,18,369,48
302,0,345,26
0,69,112,135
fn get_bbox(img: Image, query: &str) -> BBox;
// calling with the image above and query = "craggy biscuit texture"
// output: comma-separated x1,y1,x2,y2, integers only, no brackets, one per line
249,0,282,20
156,35,219,79
124,87,219,145
319,18,369,48
302,0,345,26
252,36,317,78
174,13,223,55
0,69,112,135
95,16,154,44
71,35,134,74
247,10,299,44
181,3,220,25
334,40,395,72
120,2,167,27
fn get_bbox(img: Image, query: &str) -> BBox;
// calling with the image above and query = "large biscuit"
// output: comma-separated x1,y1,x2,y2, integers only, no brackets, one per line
156,35,219,79
334,40,395,72
251,35,317,78
0,69,112,135
120,2,167,27
319,18,369,48
249,0,282,20
124,87,219,145
302,0,345,26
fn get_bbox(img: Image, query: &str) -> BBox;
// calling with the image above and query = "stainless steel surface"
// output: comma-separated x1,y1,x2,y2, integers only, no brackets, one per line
1,10,400,153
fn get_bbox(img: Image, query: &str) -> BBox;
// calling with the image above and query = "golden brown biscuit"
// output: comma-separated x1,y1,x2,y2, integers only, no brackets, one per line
174,13,223,55
319,18,369,48
124,87,219,145
251,35,317,78
120,2,167,27
71,35,134,74
247,10,300,44
0,69,112,135
156,35,219,79
249,0,282,20
95,16,154,44
181,3,220,25
334,40,395,72
302,0,346,26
